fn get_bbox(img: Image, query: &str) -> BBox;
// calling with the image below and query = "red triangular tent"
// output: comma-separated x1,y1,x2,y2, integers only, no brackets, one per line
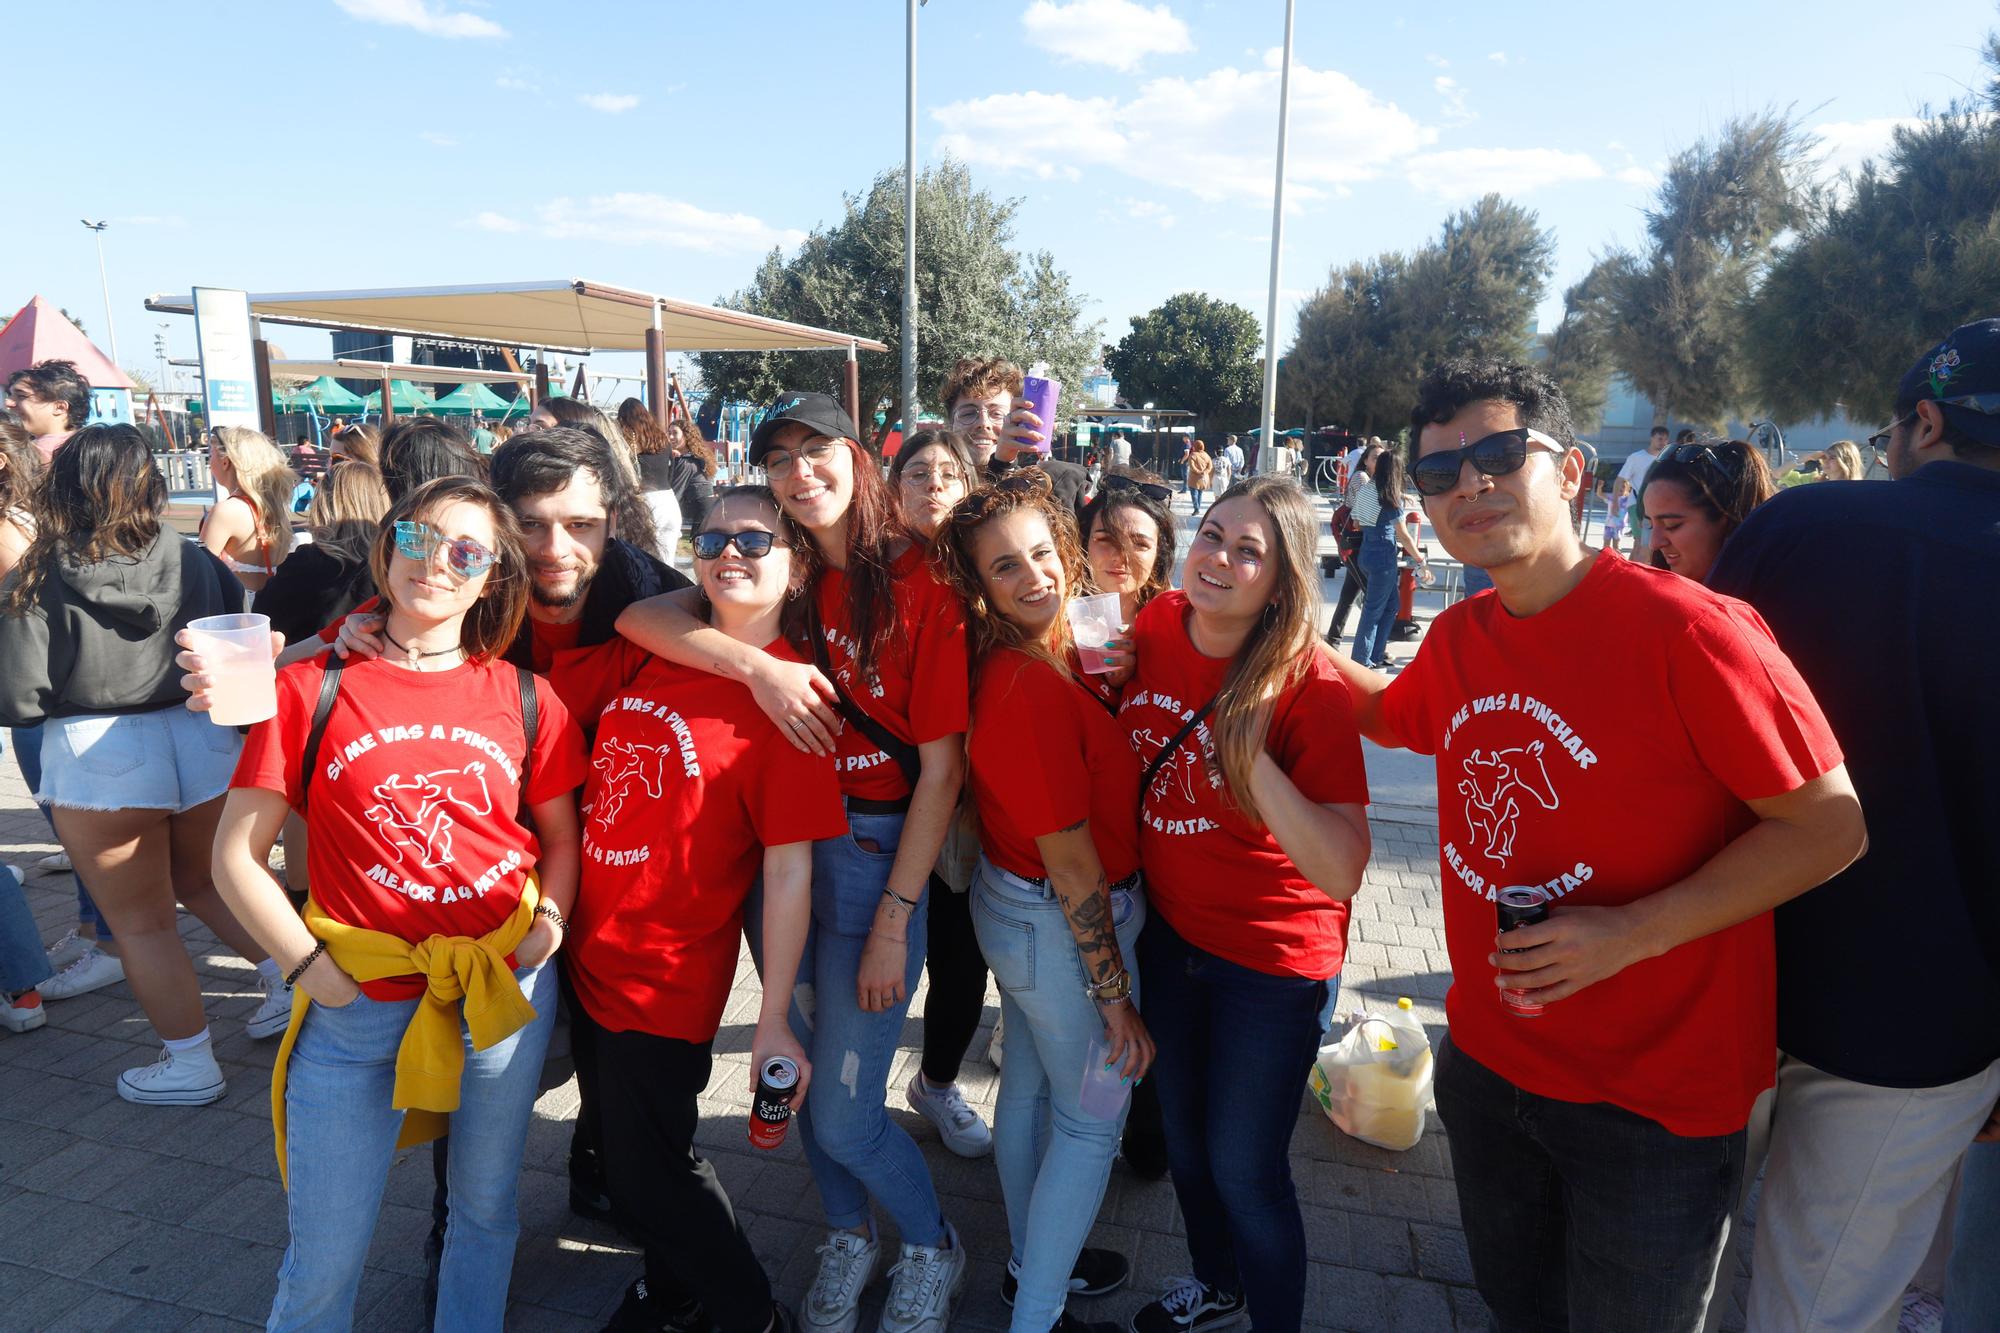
0,295,135,390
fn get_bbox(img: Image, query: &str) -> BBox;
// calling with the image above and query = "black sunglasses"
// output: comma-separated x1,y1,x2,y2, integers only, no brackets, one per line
692,529,783,560
1410,428,1564,497
1099,473,1174,503
1656,441,1746,478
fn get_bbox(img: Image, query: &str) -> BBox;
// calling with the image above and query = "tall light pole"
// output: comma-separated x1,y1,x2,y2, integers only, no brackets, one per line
80,219,119,365
1256,0,1297,473
900,0,923,435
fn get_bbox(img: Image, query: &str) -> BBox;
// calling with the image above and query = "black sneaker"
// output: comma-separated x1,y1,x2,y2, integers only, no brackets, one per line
601,1277,709,1332
1002,1247,1131,1306
1054,1309,1123,1333
1128,1278,1246,1333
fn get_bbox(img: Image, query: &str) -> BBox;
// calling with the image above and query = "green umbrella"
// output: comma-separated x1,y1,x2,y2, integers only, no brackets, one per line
275,375,366,413
430,381,528,417
361,380,438,413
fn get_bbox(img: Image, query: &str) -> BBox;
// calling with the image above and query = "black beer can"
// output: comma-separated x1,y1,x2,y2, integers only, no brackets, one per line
1495,886,1552,1017
749,1056,800,1149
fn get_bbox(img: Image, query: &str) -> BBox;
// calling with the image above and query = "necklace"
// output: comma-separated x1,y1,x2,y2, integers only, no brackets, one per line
384,629,463,665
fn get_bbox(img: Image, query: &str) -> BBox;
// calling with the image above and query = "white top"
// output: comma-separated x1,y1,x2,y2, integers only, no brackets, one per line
1616,447,1658,496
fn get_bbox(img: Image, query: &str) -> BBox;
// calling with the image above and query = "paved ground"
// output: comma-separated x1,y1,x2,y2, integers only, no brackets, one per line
0,491,1764,1332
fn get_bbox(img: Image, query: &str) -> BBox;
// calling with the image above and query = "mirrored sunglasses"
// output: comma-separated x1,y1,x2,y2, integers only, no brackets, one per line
393,520,497,579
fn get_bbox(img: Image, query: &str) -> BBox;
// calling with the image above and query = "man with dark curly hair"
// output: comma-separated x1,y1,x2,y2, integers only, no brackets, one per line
1329,355,1866,1332
939,355,1091,513
4,359,92,461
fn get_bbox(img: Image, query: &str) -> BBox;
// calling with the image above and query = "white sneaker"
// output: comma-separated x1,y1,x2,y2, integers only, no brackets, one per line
1,989,45,1034
904,1073,993,1158
39,946,124,1000
878,1221,966,1333
803,1228,881,1333
43,928,93,973
117,1043,227,1106
246,972,293,1039
35,849,72,874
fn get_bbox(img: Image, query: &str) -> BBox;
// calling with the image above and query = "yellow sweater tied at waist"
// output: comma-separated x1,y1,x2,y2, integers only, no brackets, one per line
270,879,542,1186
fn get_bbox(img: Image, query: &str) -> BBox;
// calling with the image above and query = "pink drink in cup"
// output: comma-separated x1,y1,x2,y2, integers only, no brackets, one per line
1066,591,1123,674
187,613,278,726
1021,365,1061,457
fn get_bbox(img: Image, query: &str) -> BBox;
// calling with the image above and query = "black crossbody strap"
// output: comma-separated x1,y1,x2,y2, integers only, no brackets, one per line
298,656,346,807
1140,696,1218,798
516,665,538,819
807,596,921,788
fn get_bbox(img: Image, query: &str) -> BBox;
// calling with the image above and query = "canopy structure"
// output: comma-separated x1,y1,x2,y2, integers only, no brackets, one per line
1244,426,1306,438
363,381,436,413
147,279,885,436
274,375,366,414
270,358,530,387
430,381,527,417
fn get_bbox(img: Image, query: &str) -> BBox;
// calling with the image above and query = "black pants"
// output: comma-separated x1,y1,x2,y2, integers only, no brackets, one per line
1326,553,1366,645
596,1027,776,1333
1434,1036,1743,1333
920,873,989,1085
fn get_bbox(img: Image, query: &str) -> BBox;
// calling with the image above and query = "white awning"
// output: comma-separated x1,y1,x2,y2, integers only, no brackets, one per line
146,280,888,356
268,359,530,385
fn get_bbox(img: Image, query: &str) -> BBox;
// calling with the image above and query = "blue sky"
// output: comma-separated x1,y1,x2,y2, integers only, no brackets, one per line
8,0,1996,398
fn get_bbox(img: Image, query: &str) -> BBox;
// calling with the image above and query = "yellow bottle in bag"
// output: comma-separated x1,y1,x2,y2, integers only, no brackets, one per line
1309,997,1436,1152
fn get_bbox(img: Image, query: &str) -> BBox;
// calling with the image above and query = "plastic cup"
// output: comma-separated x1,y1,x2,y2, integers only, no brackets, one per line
1079,1032,1132,1121
1020,375,1061,457
1066,591,1123,674
186,613,278,726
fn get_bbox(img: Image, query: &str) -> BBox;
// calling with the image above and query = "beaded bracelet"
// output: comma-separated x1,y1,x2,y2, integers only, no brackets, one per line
535,902,567,932
285,940,327,987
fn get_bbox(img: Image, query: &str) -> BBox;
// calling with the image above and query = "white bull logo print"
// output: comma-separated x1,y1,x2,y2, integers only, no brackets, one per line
363,764,495,870
1131,727,1203,806
591,738,673,829
1457,742,1560,865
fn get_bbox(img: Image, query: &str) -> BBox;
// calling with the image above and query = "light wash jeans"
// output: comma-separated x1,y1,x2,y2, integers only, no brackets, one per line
269,960,556,1332
973,859,1145,1333
750,807,947,1244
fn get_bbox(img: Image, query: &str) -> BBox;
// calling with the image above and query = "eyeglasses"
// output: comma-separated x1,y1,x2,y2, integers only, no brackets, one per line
1656,441,1746,479
901,464,964,488
393,520,497,579
1099,473,1173,504
763,438,838,479
950,403,1010,425
692,529,784,560
1410,428,1565,497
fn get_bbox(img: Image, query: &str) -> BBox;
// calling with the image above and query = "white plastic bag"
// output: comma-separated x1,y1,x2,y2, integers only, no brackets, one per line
1308,997,1436,1151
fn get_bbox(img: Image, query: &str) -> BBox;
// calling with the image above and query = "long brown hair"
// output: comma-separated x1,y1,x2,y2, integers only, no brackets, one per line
933,470,1084,677
1079,482,1176,612
0,420,42,516
306,462,391,565
329,421,381,468
1200,475,1325,827
696,485,811,650
784,436,910,682
366,476,529,664
1640,439,1776,571
5,424,166,616
617,398,671,456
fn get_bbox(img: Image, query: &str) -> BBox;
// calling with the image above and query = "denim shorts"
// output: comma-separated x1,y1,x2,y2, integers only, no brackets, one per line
36,706,243,813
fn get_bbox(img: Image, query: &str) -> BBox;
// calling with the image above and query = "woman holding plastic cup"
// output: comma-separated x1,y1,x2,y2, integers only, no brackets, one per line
1117,476,1371,1333
0,424,283,1103
934,470,1149,1333
208,475,586,1329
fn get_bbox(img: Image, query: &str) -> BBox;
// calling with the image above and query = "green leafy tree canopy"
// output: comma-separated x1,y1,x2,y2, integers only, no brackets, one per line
1104,293,1263,431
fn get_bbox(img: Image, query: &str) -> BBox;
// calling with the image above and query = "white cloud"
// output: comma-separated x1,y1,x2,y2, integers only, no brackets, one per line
1811,116,1922,180
1425,53,1450,69
578,92,640,114
1404,147,1609,199
1435,75,1474,126
934,58,1435,204
473,194,805,255
1487,50,1509,64
1022,0,1192,73
1125,199,1177,228
1614,164,1659,188
332,0,505,39
420,131,458,147
494,69,540,93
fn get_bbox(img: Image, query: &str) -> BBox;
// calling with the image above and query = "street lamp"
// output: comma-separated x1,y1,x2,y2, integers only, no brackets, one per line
900,0,929,435
80,219,119,364
1257,0,1298,473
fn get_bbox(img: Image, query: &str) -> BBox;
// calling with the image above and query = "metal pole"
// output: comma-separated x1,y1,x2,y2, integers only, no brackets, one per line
899,0,919,435
1257,0,1297,474
845,341,863,446
82,220,120,364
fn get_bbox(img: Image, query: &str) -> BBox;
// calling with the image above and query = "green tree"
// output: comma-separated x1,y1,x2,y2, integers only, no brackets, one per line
1105,293,1263,430
1539,270,1616,430
1740,36,2000,422
1278,195,1555,434
695,158,1099,444
1582,111,1813,429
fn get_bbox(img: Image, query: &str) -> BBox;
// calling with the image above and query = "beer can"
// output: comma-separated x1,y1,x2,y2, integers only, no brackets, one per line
749,1056,800,1150
1495,886,1551,1018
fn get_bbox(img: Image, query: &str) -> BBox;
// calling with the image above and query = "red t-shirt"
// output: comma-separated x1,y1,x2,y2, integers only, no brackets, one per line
232,655,588,1000
1122,591,1370,979
968,648,1139,883
815,545,968,801
1378,550,1843,1136
566,639,847,1041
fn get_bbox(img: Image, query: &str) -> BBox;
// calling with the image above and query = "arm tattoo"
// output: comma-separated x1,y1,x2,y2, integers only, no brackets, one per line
1056,872,1122,984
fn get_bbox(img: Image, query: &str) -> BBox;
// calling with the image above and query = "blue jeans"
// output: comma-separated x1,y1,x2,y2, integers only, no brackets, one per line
973,861,1145,1333
753,807,946,1243
1947,1140,2000,1332
1139,912,1338,1333
1434,1035,1742,1333
270,961,557,1332
8,723,110,942
1190,488,1207,514
1350,538,1401,667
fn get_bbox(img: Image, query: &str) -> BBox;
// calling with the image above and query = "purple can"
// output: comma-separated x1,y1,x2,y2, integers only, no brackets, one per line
1020,373,1061,456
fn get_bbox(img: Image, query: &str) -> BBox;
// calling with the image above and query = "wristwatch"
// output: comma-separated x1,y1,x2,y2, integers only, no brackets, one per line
1086,969,1133,1003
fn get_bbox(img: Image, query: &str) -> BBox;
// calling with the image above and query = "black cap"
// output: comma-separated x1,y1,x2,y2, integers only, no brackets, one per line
1896,318,2000,447
748,392,859,464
